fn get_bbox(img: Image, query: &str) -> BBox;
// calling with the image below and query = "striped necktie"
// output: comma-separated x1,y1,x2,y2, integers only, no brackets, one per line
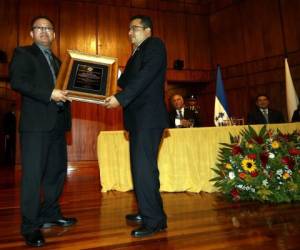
45,50,58,80
262,109,269,123
45,50,64,109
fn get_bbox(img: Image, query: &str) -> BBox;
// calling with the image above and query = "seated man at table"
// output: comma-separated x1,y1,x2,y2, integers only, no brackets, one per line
169,94,201,128
292,104,300,122
247,94,285,124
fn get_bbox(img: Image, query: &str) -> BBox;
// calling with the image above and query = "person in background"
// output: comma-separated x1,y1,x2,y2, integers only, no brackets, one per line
247,94,285,124
186,94,200,114
105,15,168,237
169,94,201,128
10,16,76,247
292,104,300,122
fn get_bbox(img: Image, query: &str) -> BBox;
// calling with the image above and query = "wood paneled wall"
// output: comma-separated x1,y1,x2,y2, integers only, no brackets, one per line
1,0,300,161
203,0,300,126
0,0,210,162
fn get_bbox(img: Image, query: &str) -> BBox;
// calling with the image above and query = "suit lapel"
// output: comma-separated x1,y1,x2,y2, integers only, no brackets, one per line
31,43,54,84
125,37,151,67
31,43,55,83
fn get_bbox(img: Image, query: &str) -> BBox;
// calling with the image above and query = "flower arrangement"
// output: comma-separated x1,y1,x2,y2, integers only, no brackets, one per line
211,126,300,202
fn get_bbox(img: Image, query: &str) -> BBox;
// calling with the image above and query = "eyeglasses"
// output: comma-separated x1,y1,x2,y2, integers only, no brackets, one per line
129,25,145,32
32,26,54,32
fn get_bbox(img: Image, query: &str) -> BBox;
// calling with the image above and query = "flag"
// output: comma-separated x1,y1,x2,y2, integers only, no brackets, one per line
285,58,298,122
214,65,230,126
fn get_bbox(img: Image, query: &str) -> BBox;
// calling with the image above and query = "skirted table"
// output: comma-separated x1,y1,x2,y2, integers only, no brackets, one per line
97,123,300,192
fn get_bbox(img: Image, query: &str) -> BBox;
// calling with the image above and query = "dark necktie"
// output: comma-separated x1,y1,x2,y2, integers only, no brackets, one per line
45,50,59,79
45,50,64,109
262,109,269,123
178,110,183,119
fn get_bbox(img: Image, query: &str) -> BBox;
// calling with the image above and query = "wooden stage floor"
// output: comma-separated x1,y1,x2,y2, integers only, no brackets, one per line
1,162,300,249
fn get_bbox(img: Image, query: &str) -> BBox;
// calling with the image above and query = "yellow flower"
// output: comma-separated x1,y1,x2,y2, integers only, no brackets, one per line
225,163,233,169
246,142,254,149
241,158,257,173
283,172,290,180
271,140,280,149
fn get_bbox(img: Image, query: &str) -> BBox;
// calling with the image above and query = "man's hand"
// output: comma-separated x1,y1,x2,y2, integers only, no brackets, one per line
181,119,192,128
51,89,71,102
105,95,120,109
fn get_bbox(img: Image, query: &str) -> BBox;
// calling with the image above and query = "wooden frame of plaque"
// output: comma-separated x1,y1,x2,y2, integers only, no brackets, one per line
56,50,118,104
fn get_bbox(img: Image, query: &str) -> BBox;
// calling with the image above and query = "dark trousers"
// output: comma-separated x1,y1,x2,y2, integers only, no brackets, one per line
129,128,167,229
20,123,67,234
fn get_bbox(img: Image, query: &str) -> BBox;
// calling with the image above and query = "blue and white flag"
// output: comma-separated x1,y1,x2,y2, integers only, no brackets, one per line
214,65,230,126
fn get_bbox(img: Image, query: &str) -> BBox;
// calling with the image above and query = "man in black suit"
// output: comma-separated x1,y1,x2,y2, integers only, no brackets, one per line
105,15,168,237
169,94,201,128
10,16,76,247
292,104,300,122
247,94,285,124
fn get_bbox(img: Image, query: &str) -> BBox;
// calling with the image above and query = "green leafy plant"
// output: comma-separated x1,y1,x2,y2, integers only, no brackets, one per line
211,126,300,202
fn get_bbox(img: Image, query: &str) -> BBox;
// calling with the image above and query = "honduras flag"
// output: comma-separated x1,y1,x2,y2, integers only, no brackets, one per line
214,65,230,126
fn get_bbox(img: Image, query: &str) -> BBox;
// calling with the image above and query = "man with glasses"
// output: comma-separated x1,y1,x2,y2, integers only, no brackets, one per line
105,15,168,237
10,16,76,247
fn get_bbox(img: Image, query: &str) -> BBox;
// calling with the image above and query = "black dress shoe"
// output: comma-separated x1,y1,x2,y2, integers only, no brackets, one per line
131,226,166,238
41,217,77,229
125,213,142,224
23,229,45,247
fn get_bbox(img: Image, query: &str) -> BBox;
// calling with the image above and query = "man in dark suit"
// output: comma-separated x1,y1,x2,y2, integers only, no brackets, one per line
105,15,168,237
247,94,285,124
169,94,201,128
10,16,76,247
292,104,300,122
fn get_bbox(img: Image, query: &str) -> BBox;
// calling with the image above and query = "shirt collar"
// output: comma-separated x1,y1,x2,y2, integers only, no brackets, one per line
260,108,268,113
132,37,151,55
177,107,184,113
35,43,51,54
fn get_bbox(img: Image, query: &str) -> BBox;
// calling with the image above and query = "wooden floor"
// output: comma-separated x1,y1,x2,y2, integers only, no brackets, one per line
1,162,300,250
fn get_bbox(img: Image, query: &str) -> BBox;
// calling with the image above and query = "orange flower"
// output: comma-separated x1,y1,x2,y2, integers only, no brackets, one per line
225,163,233,169
239,172,246,179
271,140,280,149
283,172,290,180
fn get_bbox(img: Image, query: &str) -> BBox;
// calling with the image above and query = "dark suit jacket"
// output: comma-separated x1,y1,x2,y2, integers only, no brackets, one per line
9,43,71,132
115,37,169,131
247,107,285,124
169,108,201,128
292,109,300,122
